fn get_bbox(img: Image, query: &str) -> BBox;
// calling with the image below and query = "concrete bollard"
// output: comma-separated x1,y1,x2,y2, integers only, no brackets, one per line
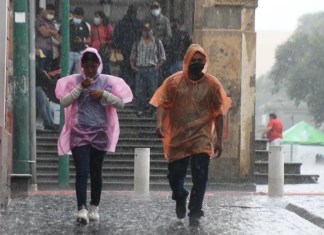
268,145,284,196
134,148,150,196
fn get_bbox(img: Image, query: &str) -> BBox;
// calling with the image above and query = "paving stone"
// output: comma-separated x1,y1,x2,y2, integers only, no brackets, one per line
1,191,324,234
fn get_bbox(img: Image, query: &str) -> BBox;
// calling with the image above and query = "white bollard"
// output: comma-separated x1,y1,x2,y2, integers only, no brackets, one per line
268,145,284,196
134,148,150,195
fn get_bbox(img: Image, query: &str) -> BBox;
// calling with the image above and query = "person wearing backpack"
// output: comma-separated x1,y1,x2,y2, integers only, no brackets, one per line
130,23,166,117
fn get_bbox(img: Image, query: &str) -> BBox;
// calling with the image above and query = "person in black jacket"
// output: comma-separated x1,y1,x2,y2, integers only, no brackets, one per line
69,7,90,74
167,18,192,76
112,5,143,92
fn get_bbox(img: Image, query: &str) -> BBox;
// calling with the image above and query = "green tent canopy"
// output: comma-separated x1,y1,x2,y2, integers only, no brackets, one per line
283,121,324,146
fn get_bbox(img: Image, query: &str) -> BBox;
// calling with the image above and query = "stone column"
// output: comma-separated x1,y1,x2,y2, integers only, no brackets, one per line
193,0,257,190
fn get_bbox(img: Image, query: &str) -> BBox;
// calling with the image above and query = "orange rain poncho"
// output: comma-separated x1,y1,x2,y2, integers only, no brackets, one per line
150,44,232,162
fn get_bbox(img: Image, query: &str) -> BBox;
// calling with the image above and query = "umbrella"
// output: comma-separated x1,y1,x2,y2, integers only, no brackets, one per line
283,121,324,146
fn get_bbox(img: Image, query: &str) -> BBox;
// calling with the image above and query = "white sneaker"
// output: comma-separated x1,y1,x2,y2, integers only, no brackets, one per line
88,205,100,221
76,208,89,224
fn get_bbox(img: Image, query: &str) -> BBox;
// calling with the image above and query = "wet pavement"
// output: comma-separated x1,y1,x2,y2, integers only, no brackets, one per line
1,189,324,235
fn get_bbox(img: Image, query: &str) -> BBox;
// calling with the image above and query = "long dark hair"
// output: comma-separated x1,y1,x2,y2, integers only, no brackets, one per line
94,10,109,26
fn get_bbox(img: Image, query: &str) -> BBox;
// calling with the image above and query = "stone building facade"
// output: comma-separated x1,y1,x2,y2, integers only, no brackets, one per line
193,0,257,188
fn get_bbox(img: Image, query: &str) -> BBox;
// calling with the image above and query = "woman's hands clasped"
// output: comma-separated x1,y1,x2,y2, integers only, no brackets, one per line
81,77,104,100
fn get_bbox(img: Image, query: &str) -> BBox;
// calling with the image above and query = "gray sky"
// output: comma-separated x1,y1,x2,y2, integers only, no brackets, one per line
256,0,324,77
256,0,324,31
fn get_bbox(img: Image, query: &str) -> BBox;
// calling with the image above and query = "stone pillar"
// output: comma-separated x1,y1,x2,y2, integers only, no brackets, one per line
193,0,257,190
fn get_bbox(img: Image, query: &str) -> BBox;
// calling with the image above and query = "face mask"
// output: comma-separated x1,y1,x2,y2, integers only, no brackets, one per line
73,18,82,24
93,17,101,25
46,14,54,21
151,9,160,17
188,62,205,76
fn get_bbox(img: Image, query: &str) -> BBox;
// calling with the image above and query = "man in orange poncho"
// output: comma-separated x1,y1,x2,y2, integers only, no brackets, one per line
150,44,231,223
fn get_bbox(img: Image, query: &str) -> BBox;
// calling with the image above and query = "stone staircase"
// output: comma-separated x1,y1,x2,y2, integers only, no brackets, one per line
36,102,191,190
36,103,320,190
254,139,320,184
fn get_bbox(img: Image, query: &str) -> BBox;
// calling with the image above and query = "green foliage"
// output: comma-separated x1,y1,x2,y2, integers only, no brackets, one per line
269,12,324,124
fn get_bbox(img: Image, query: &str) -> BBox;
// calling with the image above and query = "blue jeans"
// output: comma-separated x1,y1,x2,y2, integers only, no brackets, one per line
135,67,159,113
69,51,82,74
72,145,106,209
168,153,210,214
36,86,54,128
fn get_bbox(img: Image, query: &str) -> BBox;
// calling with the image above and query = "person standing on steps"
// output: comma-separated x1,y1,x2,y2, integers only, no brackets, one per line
55,47,133,224
112,5,143,93
263,113,283,146
130,22,166,117
90,10,114,75
150,44,232,224
69,7,90,74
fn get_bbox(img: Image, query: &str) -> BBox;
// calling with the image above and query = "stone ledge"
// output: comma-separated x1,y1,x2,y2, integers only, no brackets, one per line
208,182,256,192
10,174,32,198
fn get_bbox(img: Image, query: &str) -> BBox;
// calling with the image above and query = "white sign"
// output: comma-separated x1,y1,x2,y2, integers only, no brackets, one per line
15,12,26,23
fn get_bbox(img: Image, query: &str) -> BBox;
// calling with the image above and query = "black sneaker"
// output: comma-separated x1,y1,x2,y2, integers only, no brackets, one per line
189,216,200,227
188,210,204,227
176,198,187,219
188,210,204,219
44,124,60,131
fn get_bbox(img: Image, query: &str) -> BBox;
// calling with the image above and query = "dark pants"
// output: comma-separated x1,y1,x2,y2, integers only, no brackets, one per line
135,67,159,113
168,153,210,214
36,86,54,128
36,49,53,72
72,145,106,209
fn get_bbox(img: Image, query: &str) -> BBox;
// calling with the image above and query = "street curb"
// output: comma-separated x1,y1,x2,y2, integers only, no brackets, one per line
286,203,324,229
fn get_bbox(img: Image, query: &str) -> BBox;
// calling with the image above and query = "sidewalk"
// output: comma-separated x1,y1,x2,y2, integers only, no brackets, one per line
1,188,324,235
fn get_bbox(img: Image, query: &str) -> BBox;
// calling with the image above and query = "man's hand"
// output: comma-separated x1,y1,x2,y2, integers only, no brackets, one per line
155,63,161,71
214,139,223,158
156,125,165,138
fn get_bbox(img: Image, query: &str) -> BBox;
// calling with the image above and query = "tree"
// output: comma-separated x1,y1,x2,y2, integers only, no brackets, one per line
269,12,324,125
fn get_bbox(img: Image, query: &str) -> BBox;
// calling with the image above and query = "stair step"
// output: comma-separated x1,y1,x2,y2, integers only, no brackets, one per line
254,162,302,174
255,139,268,151
254,173,320,184
255,150,268,161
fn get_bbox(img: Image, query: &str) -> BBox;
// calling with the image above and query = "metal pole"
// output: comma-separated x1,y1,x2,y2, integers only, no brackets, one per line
58,0,70,188
134,148,150,195
268,145,284,196
12,0,30,174
29,0,37,191
0,0,9,207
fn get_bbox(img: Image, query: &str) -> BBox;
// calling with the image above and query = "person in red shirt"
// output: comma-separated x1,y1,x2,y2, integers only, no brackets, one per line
90,11,114,74
263,113,283,145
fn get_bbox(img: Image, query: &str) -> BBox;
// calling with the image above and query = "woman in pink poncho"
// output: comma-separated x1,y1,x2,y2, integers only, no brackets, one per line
55,47,133,224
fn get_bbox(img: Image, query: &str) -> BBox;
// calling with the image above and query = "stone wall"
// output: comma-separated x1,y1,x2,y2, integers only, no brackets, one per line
194,0,257,184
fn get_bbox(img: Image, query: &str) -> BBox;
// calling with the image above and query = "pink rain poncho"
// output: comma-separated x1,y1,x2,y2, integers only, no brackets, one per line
150,44,232,162
55,47,133,155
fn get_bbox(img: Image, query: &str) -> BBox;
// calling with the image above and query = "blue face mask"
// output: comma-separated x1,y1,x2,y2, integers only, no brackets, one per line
93,17,101,25
73,18,82,24
151,9,160,17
